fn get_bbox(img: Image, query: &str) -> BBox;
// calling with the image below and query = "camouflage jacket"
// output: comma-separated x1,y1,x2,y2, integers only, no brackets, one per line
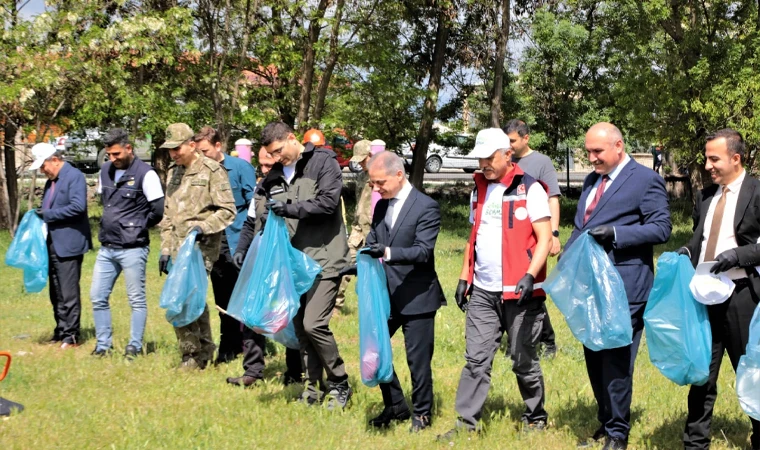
349,176,373,248
159,154,236,270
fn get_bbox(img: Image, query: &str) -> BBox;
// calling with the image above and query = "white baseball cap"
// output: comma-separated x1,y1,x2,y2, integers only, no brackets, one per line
470,128,511,159
689,261,736,305
29,143,57,170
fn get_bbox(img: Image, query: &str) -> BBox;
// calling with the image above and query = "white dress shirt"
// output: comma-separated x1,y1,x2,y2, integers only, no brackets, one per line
699,170,747,280
584,154,631,210
383,181,413,260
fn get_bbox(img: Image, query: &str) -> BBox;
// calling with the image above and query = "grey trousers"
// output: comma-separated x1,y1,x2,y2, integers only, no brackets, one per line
455,286,547,429
293,277,348,395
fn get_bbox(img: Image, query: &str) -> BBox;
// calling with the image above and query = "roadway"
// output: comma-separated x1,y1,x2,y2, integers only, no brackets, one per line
342,168,587,187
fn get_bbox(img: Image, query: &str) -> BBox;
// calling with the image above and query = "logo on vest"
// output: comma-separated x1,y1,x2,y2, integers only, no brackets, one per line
517,183,526,195
514,206,528,221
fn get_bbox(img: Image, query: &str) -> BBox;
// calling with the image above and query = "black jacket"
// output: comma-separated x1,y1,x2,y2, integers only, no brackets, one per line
366,185,446,315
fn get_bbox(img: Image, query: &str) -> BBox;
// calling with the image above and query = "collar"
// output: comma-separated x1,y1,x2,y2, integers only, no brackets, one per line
722,169,746,194
393,180,413,203
606,154,631,182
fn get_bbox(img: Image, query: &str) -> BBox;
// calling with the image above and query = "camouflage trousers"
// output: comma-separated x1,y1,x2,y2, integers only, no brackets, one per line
174,304,215,363
335,230,366,308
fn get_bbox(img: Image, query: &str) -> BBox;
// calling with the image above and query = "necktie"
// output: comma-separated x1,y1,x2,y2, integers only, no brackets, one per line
704,187,728,262
43,181,56,209
583,175,609,224
385,198,397,230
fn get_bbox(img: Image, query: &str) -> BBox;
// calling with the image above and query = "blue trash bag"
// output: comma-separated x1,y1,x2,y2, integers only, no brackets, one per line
5,210,48,293
227,231,299,350
226,213,321,336
356,250,393,387
544,231,632,351
644,252,711,386
737,303,760,421
158,230,208,327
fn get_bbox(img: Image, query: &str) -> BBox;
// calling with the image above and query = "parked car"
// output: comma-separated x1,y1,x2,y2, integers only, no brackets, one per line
323,129,363,173
401,133,478,173
55,130,153,173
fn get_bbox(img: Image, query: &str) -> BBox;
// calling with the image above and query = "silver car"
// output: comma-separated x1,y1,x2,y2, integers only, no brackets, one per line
401,133,478,173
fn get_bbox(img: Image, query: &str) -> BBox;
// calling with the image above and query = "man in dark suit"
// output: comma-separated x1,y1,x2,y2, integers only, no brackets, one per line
30,143,93,349
356,151,445,432
677,128,760,450
566,122,671,450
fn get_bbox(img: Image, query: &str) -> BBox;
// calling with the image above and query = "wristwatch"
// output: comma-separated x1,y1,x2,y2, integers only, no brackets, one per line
552,230,560,237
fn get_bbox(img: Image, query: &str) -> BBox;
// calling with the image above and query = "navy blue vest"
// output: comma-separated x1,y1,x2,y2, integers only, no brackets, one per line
99,157,154,248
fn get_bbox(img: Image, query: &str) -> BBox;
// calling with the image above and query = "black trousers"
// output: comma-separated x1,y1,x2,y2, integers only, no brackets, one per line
684,279,760,450
380,310,437,418
210,252,244,356
240,326,302,380
47,239,83,344
584,301,646,440
540,303,555,345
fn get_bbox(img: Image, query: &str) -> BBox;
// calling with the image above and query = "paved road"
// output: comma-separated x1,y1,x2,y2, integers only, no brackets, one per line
342,168,587,186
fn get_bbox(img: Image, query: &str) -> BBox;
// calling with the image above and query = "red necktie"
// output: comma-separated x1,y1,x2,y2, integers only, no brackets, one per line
43,181,56,209
584,175,609,224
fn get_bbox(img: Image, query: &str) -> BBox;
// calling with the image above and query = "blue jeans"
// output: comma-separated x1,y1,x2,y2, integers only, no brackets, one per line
90,246,149,351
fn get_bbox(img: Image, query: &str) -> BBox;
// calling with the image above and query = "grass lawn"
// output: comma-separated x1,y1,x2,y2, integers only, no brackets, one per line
0,195,755,449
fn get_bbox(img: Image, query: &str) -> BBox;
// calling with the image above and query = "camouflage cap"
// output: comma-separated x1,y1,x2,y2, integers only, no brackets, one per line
160,123,194,149
350,139,372,163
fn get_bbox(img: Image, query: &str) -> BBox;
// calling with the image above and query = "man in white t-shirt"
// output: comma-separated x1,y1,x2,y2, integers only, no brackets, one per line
90,128,164,359
439,128,553,440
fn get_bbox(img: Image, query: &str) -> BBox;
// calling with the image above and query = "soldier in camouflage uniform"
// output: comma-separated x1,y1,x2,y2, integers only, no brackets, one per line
157,123,236,370
336,140,373,308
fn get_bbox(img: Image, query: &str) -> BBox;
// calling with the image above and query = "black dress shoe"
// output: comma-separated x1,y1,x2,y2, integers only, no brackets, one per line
410,415,431,433
368,404,412,428
602,437,627,450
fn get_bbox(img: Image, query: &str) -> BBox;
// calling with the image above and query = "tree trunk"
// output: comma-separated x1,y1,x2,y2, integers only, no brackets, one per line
1,120,18,232
0,126,10,232
489,0,510,128
409,9,450,191
312,0,345,125
295,0,330,130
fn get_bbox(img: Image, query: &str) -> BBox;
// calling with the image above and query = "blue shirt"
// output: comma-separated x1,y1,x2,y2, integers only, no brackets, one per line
221,154,257,253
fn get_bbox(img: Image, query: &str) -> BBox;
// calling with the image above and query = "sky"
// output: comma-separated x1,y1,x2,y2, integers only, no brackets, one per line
19,0,46,18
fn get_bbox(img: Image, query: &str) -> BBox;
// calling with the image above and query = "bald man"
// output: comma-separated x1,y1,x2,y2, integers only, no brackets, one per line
565,123,671,450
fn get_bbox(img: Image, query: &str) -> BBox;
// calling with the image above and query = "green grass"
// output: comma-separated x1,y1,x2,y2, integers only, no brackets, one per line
0,197,754,449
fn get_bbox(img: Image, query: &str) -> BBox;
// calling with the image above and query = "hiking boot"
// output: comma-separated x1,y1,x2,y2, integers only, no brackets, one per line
521,418,547,432
296,390,322,406
178,358,206,371
90,347,113,357
410,415,431,433
436,424,475,443
324,380,352,411
368,404,411,428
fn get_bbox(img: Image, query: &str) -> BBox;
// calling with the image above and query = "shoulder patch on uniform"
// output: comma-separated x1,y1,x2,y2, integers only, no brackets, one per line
203,158,222,172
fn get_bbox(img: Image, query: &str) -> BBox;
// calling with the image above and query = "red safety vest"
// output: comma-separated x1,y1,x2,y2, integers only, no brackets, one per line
466,164,547,301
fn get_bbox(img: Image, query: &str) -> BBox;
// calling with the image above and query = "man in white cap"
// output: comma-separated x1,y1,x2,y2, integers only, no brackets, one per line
30,143,92,349
440,128,552,440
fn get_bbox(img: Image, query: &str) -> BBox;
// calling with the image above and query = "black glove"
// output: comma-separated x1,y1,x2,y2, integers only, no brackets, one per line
159,255,170,276
515,273,535,307
711,249,739,274
232,252,245,270
455,279,469,312
676,247,690,257
267,200,289,217
364,243,387,258
589,226,615,245
339,265,357,277
34,208,43,217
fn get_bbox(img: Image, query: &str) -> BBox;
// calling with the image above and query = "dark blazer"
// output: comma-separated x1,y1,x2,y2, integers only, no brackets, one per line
366,185,446,315
566,159,671,303
684,174,760,291
41,162,92,258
